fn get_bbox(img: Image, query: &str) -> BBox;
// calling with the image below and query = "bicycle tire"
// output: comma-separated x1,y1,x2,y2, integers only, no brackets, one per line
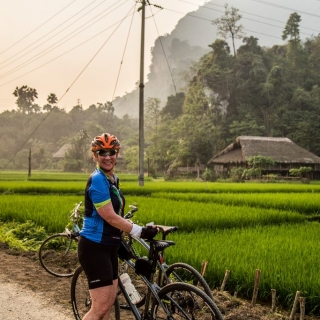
38,233,78,277
164,262,214,301
71,265,120,320
151,282,223,320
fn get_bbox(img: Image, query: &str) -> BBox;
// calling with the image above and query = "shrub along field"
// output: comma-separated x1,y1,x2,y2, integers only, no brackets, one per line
1,172,320,315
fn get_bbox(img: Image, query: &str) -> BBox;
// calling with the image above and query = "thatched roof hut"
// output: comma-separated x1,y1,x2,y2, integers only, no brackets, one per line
52,144,71,159
208,136,320,179
208,136,320,165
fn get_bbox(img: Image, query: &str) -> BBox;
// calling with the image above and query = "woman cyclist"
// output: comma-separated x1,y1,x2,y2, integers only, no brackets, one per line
78,132,158,320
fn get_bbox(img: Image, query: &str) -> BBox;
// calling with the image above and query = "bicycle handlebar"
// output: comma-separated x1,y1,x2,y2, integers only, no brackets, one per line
124,205,179,237
70,201,82,221
124,205,138,219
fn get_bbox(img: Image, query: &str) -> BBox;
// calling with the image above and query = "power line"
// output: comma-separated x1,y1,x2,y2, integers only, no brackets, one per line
199,0,320,32
2,0,318,85
0,0,77,56
60,4,136,102
150,5,177,94
174,0,318,36
0,0,106,68
0,10,134,88
162,7,282,40
252,0,320,18
1,3,135,170
0,0,128,77
111,3,137,102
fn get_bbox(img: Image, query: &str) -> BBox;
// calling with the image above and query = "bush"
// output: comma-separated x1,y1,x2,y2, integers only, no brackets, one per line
201,168,216,181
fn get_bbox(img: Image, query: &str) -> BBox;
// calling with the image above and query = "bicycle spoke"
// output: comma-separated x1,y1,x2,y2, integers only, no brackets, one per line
152,283,223,320
39,234,78,277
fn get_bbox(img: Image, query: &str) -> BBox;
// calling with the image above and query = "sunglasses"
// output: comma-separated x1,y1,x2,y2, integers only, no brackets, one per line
97,149,118,157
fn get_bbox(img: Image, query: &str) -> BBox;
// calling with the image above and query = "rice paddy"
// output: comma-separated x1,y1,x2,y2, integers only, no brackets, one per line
1,171,320,314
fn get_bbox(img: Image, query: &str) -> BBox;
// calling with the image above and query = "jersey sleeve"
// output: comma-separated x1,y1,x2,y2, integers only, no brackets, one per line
88,174,112,209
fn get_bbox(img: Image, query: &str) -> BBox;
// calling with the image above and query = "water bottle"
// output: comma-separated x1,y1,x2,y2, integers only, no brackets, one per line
119,273,142,304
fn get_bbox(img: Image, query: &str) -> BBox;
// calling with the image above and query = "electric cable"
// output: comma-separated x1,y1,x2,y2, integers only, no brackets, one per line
161,7,282,39
0,0,77,56
2,0,317,85
0,11,134,87
149,5,177,95
172,0,316,37
1,5,135,170
179,0,320,32
252,0,320,18
0,0,129,78
0,0,105,68
57,4,136,103
111,3,137,103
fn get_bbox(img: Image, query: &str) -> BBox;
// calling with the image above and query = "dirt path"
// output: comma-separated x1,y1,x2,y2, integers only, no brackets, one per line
0,244,74,319
0,243,318,320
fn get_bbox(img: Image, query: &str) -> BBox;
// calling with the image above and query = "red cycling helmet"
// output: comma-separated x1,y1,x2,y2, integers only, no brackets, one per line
91,133,121,152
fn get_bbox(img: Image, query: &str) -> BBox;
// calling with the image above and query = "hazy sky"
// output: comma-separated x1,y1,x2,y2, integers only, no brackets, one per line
1,0,319,113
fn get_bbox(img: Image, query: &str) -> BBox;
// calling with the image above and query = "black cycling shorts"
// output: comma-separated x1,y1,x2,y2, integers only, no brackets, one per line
78,236,119,289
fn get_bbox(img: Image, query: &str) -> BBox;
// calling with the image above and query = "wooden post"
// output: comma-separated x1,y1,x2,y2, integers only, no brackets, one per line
198,261,208,287
289,291,301,320
220,270,230,291
251,269,261,307
200,260,208,277
28,148,31,177
271,289,276,313
299,297,305,320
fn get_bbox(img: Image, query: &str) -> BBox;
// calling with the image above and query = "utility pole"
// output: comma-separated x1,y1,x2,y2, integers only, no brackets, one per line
138,0,146,186
28,148,31,177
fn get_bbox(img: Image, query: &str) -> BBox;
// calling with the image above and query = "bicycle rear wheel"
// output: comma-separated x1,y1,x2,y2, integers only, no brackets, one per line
38,233,78,277
71,265,120,320
151,282,223,320
163,262,214,301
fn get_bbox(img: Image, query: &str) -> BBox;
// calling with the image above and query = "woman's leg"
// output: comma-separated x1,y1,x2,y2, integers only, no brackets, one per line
78,238,120,320
83,279,118,320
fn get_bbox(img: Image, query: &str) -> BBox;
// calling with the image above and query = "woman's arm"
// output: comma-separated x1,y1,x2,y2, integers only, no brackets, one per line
97,202,134,233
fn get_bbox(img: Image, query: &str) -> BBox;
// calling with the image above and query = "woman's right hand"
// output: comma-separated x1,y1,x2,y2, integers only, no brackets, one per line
140,225,158,240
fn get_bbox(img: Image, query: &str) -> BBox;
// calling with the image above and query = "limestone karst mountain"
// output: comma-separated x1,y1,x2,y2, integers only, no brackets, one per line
112,0,314,118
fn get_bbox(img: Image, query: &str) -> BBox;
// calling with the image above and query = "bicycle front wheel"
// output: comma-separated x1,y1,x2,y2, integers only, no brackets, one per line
38,233,78,277
71,265,120,320
151,282,223,320
164,262,214,301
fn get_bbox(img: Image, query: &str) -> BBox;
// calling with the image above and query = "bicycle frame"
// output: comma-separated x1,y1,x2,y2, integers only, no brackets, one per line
129,228,177,287
119,245,175,320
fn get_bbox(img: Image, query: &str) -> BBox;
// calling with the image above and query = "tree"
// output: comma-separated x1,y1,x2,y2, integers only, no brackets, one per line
212,4,245,57
202,39,233,102
282,12,301,44
161,92,185,119
282,12,303,67
144,98,161,132
63,130,90,172
47,93,58,105
43,104,52,112
289,166,312,182
97,101,115,129
246,155,275,179
261,66,286,136
144,97,166,177
13,85,38,114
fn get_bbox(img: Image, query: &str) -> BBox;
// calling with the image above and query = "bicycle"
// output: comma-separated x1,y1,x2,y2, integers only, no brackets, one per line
38,201,82,277
120,205,214,304
71,230,224,320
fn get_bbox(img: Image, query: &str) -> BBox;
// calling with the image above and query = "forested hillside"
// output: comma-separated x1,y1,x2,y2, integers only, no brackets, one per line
1,9,319,178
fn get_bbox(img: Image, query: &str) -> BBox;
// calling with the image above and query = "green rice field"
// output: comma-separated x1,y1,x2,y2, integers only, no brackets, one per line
1,171,320,315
